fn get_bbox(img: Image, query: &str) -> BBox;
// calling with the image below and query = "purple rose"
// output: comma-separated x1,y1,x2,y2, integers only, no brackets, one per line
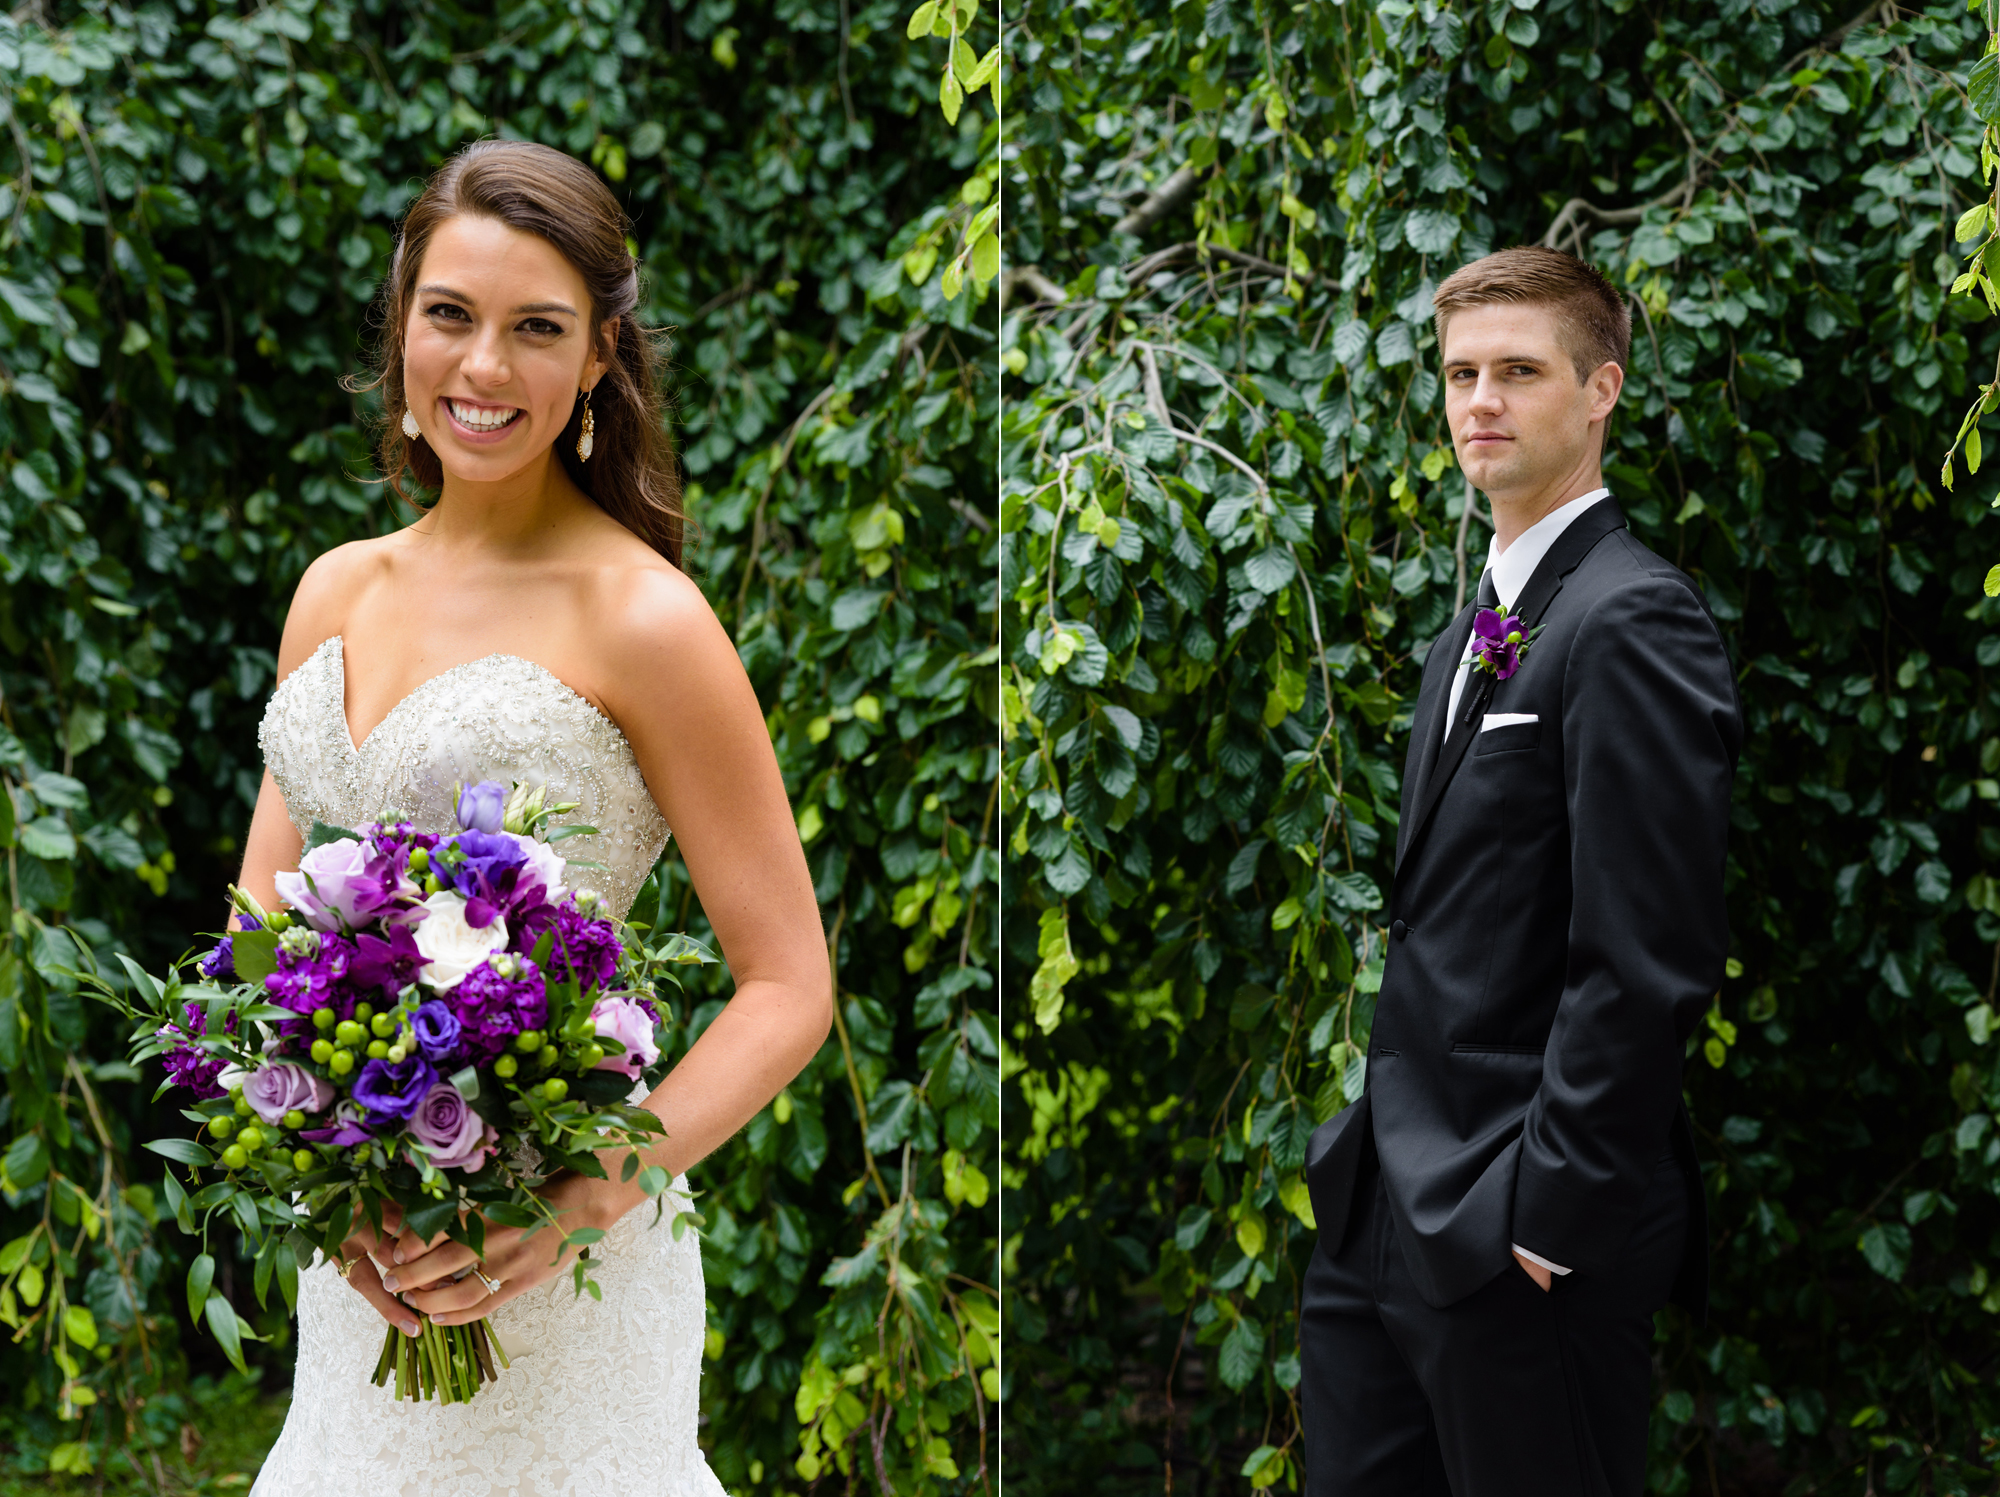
242,1061,335,1124
456,781,507,834
1468,608,1531,680
590,993,661,1080
350,1053,437,1126
405,1082,496,1172
408,1000,462,1064
299,1099,375,1147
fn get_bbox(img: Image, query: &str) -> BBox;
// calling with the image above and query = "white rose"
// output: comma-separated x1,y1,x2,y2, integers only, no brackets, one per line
518,835,568,904
412,890,511,990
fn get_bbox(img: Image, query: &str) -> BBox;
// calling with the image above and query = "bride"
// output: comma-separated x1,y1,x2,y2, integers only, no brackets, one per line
242,140,831,1495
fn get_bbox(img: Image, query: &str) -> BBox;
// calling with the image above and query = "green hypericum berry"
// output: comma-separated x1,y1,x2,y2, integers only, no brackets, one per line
234,1093,253,1117
335,1020,365,1048
366,1040,389,1059
582,1044,605,1068
209,1115,235,1139
494,1054,518,1078
292,1149,315,1171
237,1126,264,1151
220,1144,248,1171
370,1012,396,1038
283,1109,306,1131
355,1001,375,1023
330,1049,355,1076
408,846,430,874
423,873,443,895
312,1007,336,1030
515,1030,543,1052
311,1038,334,1064
541,1078,569,1103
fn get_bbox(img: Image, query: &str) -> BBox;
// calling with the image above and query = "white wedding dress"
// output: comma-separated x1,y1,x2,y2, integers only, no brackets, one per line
247,636,727,1497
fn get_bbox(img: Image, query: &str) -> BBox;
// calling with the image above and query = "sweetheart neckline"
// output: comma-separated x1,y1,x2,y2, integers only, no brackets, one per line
289,635,626,757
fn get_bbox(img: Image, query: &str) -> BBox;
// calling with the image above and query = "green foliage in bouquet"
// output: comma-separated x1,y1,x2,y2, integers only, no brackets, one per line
0,0,996,1488
1003,0,2000,1491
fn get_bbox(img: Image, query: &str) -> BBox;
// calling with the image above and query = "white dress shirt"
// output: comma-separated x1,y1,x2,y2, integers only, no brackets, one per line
1443,488,1611,732
1439,486,1611,1280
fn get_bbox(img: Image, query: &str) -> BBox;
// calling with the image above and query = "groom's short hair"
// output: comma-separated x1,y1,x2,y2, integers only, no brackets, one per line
1432,247,1631,382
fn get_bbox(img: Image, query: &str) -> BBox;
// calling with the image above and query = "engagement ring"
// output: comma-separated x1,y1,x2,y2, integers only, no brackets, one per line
472,1267,503,1296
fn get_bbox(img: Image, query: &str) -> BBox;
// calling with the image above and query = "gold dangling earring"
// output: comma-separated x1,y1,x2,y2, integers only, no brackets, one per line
402,406,421,440
576,389,595,461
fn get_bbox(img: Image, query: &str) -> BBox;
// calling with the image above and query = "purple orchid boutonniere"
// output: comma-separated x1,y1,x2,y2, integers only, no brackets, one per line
1467,608,1541,679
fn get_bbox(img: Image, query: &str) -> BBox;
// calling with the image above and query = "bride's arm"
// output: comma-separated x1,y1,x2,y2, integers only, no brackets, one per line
585,566,833,1207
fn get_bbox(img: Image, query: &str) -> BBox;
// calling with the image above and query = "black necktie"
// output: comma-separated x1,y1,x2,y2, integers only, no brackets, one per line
1446,572,1504,746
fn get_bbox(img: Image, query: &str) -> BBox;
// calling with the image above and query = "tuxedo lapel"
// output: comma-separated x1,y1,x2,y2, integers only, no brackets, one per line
1397,603,1480,868
1397,498,1629,870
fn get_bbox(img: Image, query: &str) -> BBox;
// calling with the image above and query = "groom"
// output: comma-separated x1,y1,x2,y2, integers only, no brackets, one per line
1299,246,1741,1497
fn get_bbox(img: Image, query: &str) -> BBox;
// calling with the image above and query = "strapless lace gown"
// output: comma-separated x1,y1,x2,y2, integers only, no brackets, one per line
247,636,726,1497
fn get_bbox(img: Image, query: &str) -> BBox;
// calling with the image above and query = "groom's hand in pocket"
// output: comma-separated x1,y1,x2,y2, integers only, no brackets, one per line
337,1202,421,1335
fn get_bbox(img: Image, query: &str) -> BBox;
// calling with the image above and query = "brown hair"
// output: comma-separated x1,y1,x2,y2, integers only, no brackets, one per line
1431,245,1631,382
348,139,686,566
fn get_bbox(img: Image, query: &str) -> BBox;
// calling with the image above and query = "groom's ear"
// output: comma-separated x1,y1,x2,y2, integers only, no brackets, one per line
1585,358,1624,425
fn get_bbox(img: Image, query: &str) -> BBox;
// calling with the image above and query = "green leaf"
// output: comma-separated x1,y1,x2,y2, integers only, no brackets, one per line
1971,53,2000,124
187,1253,215,1324
144,1137,216,1169
203,1291,248,1374
306,821,361,849
1859,1223,1912,1283
229,930,280,986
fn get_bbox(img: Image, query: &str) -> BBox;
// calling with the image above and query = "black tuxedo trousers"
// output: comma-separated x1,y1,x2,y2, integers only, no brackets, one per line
1300,500,1742,1493
1302,1152,1689,1497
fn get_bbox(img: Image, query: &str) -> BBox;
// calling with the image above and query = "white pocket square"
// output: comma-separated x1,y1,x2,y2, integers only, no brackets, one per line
1479,712,1538,732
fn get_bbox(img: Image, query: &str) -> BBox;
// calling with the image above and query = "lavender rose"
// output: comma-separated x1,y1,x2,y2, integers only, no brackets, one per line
456,781,507,834
350,1053,437,1126
243,1061,334,1125
405,1082,496,1172
590,993,661,1080
277,838,417,932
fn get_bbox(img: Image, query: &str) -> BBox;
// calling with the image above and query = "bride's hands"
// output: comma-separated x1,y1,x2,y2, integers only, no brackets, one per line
335,1201,420,1336
375,1172,622,1328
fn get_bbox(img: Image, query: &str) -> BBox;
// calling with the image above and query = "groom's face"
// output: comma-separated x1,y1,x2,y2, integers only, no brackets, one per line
1441,302,1622,502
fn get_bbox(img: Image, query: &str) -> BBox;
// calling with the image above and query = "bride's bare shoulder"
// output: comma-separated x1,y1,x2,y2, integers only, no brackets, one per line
275,536,398,678
585,538,739,704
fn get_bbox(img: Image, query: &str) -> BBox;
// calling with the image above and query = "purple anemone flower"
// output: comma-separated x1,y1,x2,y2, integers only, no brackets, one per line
1469,608,1530,680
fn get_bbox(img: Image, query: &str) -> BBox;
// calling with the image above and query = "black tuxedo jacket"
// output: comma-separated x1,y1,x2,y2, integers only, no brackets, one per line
1304,497,1740,1315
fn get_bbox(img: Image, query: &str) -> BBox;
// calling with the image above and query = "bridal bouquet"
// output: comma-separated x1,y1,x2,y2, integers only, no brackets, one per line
96,781,711,1404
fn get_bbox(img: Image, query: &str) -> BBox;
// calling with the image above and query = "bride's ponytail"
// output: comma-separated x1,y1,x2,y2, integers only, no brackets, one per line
346,139,689,568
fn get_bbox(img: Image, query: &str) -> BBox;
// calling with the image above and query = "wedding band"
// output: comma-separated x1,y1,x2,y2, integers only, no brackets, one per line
472,1268,503,1296
333,1253,357,1279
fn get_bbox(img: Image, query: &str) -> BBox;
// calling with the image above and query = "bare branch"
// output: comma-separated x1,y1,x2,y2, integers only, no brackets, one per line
998,265,1070,310
1112,163,1204,236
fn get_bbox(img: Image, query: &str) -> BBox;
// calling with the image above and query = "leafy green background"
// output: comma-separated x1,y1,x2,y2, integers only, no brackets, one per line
1000,0,2000,1491
0,1,997,1491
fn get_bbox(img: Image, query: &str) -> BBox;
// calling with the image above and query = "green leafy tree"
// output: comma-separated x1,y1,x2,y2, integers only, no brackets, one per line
0,1,996,1490
1002,0,2000,1490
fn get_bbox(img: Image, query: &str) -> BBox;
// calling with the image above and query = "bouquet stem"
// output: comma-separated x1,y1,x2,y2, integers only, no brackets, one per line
371,1315,510,1403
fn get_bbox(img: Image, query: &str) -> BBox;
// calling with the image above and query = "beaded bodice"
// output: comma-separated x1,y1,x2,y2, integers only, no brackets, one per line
258,636,671,919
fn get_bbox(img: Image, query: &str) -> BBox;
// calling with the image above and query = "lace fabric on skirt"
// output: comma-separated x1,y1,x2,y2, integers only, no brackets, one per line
246,637,725,1497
